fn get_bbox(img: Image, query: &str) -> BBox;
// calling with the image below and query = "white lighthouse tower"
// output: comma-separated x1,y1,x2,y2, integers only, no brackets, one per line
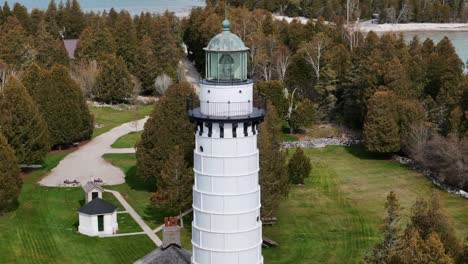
187,18,266,264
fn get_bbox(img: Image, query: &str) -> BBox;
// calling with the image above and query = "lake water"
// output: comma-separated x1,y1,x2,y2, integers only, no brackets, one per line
9,0,206,16
403,32,468,71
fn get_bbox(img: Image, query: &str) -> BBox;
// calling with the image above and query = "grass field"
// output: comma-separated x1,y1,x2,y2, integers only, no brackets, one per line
90,105,153,138
0,153,155,264
263,146,468,263
111,131,142,148
102,153,193,248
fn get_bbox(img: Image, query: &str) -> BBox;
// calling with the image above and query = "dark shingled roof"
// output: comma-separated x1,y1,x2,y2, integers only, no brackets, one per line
78,198,117,215
134,244,191,264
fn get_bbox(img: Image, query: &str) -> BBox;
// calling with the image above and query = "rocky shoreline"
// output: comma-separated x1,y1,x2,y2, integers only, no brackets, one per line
393,155,468,199
281,138,361,149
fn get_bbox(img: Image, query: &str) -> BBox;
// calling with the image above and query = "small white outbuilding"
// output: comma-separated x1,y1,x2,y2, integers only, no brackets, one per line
78,197,118,236
82,182,104,203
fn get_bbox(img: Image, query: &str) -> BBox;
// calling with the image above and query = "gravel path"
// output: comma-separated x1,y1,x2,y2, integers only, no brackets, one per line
39,117,149,187
181,57,200,94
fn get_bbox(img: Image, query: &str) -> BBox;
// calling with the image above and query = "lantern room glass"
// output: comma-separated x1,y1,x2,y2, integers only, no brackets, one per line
206,51,248,82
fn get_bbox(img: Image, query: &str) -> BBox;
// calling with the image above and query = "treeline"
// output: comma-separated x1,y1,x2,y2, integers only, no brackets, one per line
0,0,182,214
184,4,467,193
0,0,184,101
217,0,468,23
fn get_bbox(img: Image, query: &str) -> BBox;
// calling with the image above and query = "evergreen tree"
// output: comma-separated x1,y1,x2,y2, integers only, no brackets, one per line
29,9,44,34
151,145,193,211
63,0,85,38
34,21,69,67
12,3,30,33
0,77,50,164
409,192,463,259
259,103,288,217
151,14,182,79
75,25,116,61
136,82,196,181
365,191,401,263
287,147,311,184
0,132,21,213
133,35,159,93
289,99,316,133
393,228,454,264
1,1,12,24
44,0,60,35
0,17,35,69
255,81,288,118
94,54,133,103
23,64,93,146
364,91,400,153
114,11,137,71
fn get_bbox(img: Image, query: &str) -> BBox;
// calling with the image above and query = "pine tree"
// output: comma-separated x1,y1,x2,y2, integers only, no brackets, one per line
0,132,21,213
95,54,133,103
151,14,182,79
34,21,69,67
12,3,30,33
0,77,50,164
259,103,288,217
409,192,463,259
29,9,44,34
1,2,12,24
75,25,116,61
133,35,159,93
44,0,60,35
136,82,196,181
364,91,400,153
0,17,35,69
63,0,85,38
114,11,137,71
287,147,311,184
289,99,316,133
23,64,93,146
255,81,288,118
365,191,401,263
151,145,193,211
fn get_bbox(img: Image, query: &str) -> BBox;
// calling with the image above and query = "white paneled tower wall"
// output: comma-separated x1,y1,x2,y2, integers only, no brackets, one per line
188,18,265,264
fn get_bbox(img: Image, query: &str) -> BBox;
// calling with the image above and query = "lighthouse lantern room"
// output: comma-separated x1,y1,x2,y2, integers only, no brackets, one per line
187,17,266,264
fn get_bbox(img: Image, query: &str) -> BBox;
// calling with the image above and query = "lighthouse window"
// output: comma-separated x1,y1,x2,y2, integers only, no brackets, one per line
239,90,242,94
199,146,204,152
257,216,260,222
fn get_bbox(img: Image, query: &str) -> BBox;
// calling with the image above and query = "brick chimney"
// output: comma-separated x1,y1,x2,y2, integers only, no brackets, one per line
162,216,181,248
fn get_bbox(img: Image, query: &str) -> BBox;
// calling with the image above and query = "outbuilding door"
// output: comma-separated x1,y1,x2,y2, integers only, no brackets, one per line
98,215,104,232
92,192,98,200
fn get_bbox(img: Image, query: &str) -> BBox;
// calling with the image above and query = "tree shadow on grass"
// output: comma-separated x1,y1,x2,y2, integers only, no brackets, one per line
344,145,392,160
125,165,156,192
143,205,179,226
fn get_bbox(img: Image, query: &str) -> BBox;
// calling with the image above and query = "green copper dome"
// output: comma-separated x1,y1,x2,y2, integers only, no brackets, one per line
205,19,249,52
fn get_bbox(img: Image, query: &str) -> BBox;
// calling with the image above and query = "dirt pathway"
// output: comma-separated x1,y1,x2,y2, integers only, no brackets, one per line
39,117,149,187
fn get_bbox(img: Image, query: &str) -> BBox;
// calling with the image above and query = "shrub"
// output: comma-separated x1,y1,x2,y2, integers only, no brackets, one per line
288,147,311,184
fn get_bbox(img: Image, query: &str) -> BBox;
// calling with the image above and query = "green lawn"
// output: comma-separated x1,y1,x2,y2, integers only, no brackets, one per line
103,153,193,243
111,131,142,148
117,213,143,233
0,153,155,264
90,105,153,138
263,146,468,264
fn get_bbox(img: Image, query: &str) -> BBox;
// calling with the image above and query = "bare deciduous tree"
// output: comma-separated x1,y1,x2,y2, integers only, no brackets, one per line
154,73,173,96
274,45,290,84
71,60,99,98
405,124,431,164
300,33,330,81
